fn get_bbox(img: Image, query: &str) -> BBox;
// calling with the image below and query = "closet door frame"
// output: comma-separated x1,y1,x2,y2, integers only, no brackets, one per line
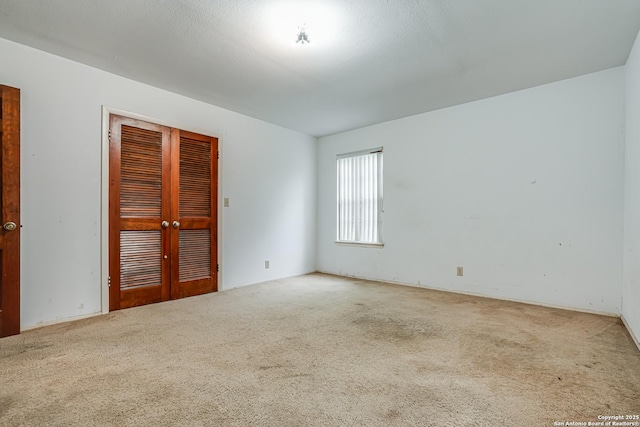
101,107,222,314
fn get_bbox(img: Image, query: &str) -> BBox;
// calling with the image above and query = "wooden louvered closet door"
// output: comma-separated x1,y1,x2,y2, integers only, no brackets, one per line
170,129,218,298
109,115,217,311
109,116,171,310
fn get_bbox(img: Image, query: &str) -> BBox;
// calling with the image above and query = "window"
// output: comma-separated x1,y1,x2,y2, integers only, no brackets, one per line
337,148,383,245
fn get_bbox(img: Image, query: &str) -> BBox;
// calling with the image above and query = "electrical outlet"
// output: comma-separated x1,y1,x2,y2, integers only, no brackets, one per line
265,260,270,269
457,266,463,277
224,198,229,207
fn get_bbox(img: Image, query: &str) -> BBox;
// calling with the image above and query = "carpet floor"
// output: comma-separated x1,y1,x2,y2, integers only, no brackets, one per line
1,273,639,426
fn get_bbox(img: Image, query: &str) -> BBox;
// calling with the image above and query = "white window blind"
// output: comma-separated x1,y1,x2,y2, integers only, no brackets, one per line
337,148,383,244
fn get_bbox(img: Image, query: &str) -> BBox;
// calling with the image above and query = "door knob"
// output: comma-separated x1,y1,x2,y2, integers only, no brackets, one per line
161,221,170,228
172,221,180,228
3,222,17,231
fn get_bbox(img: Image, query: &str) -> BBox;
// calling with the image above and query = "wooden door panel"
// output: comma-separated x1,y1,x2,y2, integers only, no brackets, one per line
120,218,164,230
175,278,215,299
0,85,20,338
109,116,171,310
120,287,164,308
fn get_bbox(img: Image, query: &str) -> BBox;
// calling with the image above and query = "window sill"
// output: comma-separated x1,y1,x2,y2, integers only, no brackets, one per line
335,241,384,249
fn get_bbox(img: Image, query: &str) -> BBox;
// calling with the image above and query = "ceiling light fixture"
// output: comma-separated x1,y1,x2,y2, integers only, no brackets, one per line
266,2,339,48
296,24,310,44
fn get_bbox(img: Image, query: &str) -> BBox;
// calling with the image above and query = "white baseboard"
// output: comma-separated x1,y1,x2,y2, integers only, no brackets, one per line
21,311,103,332
315,270,620,317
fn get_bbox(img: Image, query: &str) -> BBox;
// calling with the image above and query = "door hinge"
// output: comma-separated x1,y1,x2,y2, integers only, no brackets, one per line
108,130,112,140
217,151,220,160
108,275,111,287
216,264,220,272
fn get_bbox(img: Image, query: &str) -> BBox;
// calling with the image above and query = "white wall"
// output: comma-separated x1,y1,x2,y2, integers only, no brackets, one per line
0,38,317,329
318,68,625,315
623,29,640,345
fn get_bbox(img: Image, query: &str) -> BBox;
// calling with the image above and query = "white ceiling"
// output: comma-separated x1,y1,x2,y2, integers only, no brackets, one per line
0,1,639,137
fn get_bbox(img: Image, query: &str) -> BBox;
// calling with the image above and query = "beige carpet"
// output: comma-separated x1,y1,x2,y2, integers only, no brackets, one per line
1,273,639,426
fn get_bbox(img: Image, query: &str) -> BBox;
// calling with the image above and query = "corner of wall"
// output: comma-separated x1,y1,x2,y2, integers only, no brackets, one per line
622,315,640,352
622,28,640,350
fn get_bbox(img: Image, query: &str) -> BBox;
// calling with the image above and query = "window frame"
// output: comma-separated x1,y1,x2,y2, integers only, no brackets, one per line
336,147,384,247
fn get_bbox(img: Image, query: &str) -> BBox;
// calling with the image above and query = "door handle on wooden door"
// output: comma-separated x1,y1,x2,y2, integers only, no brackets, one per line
172,221,180,229
3,222,16,231
161,221,170,228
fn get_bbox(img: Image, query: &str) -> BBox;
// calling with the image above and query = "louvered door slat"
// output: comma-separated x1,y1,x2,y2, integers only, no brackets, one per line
179,229,211,282
120,125,163,218
179,136,211,218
